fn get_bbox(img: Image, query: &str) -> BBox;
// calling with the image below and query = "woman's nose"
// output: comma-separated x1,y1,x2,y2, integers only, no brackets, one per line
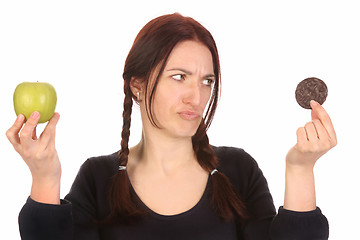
182,80,201,106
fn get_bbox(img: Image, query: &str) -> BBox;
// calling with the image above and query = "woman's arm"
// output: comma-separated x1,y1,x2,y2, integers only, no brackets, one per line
17,158,104,240
6,112,72,239
6,112,61,204
8,113,108,239
239,101,336,239
284,100,337,211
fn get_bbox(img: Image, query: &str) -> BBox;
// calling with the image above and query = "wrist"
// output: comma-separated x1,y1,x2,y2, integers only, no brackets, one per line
284,164,316,211
31,177,61,204
286,160,314,175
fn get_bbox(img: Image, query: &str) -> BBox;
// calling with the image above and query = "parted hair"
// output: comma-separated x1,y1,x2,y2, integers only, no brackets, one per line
107,13,247,224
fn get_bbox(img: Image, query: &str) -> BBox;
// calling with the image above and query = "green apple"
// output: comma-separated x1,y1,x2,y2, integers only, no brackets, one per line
13,82,57,123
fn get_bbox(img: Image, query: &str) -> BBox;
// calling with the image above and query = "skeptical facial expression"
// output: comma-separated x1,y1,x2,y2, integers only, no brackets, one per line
150,40,215,139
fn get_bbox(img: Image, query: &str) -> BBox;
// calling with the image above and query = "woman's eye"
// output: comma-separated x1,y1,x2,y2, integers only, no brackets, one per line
172,74,184,81
202,79,215,86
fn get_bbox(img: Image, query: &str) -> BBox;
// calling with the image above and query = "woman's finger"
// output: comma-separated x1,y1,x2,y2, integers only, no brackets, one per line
312,119,329,141
39,113,60,149
304,121,319,142
296,127,307,144
6,114,25,150
32,126,37,140
310,100,337,144
19,111,40,148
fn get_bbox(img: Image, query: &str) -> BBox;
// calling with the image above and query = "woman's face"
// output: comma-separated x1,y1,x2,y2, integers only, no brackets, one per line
148,40,215,139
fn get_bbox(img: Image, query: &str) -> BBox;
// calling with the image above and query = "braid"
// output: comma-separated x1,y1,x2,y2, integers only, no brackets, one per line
106,79,147,223
192,121,248,224
192,120,217,171
118,80,133,165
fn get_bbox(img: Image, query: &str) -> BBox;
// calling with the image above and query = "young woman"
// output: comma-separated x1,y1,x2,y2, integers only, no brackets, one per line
7,13,337,240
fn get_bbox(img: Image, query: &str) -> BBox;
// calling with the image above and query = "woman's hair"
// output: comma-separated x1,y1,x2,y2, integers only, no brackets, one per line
107,13,247,224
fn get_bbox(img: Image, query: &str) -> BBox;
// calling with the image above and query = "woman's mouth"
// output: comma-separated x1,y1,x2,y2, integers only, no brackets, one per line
178,111,201,120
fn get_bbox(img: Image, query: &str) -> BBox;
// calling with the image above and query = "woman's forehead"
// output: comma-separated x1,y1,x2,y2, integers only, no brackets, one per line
164,40,214,74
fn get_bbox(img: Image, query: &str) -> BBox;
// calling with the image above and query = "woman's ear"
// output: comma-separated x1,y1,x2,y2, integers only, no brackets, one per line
130,77,144,101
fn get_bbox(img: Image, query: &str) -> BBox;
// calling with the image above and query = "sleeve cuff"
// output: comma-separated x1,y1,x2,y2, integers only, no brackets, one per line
270,206,329,239
19,197,73,238
278,206,323,216
24,196,72,217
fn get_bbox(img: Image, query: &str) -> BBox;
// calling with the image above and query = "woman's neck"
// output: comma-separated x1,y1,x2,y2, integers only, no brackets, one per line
129,131,197,176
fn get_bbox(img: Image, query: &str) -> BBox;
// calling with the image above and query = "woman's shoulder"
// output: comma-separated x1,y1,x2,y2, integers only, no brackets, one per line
65,152,120,219
66,151,119,200
212,146,262,187
212,145,259,169
78,151,120,179
86,151,119,165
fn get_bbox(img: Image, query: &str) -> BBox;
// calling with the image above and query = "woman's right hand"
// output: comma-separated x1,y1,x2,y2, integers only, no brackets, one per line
6,111,61,204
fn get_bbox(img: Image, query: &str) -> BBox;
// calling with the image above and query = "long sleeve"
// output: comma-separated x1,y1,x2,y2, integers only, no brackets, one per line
18,197,73,240
270,207,329,239
18,155,115,240
214,146,329,240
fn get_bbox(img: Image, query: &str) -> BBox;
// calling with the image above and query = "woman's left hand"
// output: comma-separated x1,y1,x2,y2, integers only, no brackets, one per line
286,100,337,170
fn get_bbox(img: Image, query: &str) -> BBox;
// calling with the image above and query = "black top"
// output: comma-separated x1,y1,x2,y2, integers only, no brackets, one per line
18,146,329,239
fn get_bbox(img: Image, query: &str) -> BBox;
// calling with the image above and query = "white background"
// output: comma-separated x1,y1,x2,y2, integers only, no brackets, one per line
1,0,359,239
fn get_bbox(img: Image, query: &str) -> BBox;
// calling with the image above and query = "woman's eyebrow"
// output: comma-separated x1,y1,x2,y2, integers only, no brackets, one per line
166,68,192,75
166,68,215,78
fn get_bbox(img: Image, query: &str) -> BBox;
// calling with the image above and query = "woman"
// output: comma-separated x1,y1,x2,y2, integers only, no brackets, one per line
6,13,337,239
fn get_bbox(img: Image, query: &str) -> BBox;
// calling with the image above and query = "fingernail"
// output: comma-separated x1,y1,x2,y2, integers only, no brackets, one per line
31,111,40,119
310,100,319,106
53,112,60,119
16,114,24,122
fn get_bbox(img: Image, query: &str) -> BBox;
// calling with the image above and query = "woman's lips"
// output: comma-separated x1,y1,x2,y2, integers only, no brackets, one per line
178,111,201,120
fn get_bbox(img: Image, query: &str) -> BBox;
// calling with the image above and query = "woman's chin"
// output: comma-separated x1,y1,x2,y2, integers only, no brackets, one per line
172,126,200,139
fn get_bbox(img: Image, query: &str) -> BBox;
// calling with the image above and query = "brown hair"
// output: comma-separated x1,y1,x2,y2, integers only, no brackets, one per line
107,13,247,224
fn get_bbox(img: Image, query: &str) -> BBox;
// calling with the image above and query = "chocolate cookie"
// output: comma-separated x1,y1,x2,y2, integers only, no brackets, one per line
295,77,328,109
